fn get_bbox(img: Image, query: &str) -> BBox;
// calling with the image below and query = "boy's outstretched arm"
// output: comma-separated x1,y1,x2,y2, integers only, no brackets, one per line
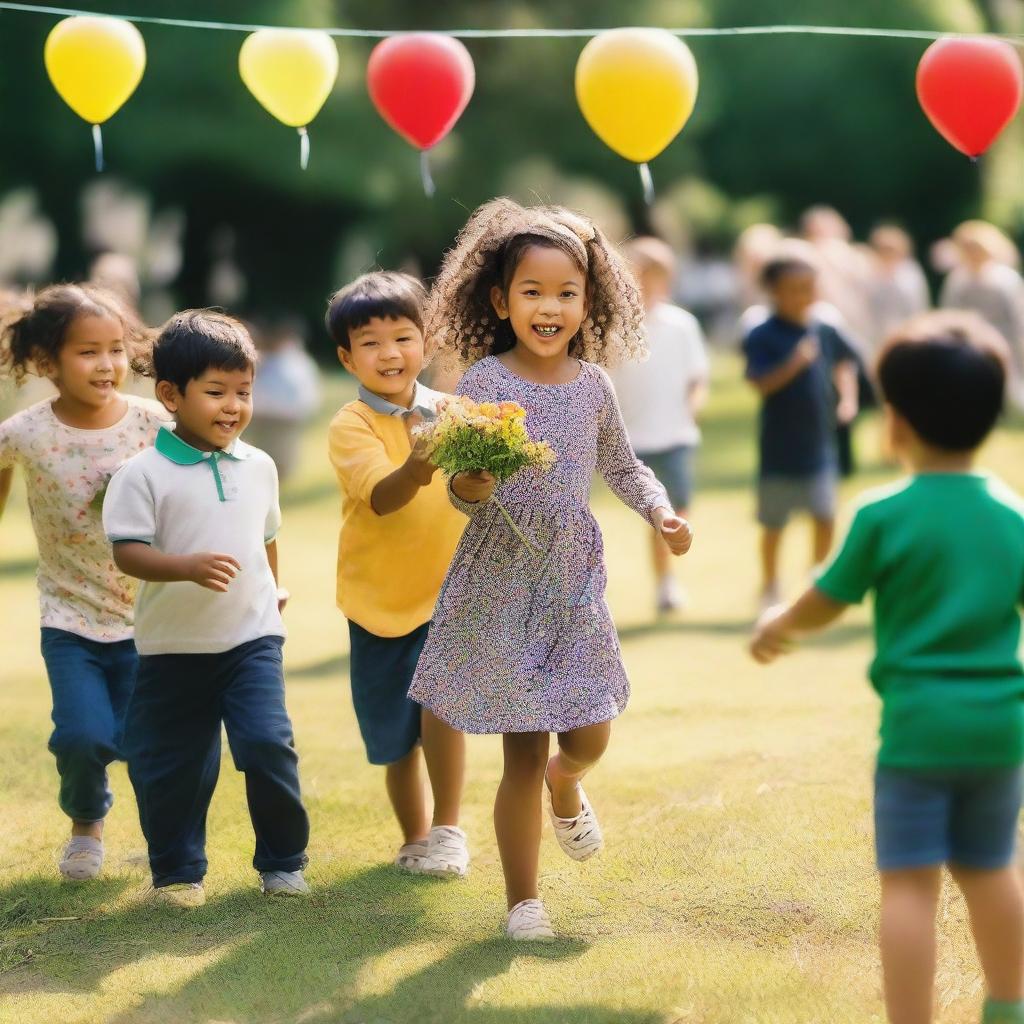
750,586,848,664
833,359,860,425
113,541,240,593
0,466,12,520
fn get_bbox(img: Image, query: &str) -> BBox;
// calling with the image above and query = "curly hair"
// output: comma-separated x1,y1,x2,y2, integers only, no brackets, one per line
0,282,149,384
425,197,647,369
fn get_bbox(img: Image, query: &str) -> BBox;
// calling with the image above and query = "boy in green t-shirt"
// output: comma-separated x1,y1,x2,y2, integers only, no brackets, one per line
751,311,1024,1024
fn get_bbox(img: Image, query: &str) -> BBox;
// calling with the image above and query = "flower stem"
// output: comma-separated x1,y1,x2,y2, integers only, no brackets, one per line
493,497,541,554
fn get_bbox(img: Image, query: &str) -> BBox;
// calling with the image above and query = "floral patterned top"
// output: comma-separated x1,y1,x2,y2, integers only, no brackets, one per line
0,394,169,641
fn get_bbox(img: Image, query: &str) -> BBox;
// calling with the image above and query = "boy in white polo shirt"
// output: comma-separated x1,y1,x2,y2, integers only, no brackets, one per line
103,310,310,907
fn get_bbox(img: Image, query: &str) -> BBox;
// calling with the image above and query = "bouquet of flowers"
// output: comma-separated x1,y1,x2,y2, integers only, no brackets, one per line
415,396,556,550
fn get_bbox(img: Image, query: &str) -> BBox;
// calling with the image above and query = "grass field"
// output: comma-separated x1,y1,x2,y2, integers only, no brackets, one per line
1,352,1022,1024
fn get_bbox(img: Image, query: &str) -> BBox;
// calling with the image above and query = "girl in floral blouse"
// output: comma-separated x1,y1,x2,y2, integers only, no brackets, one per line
0,284,167,880
409,200,693,941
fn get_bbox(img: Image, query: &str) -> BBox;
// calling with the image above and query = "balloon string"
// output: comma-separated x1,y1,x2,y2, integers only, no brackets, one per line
420,150,436,198
0,6,1017,40
298,126,309,170
639,163,655,206
92,124,104,173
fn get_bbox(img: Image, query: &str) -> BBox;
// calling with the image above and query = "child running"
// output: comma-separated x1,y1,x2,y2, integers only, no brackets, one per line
0,284,168,880
751,311,1024,1024
408,199,693,941
103,310,310,907
326,272,469,876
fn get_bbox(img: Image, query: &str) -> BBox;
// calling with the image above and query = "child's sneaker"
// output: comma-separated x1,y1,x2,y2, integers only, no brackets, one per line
420,825,470,878
394,840,428,874
150,882,205,908
656,575,687,613
260,870,310,896
548,783,604,862
58,836,103,880
506,898,555,942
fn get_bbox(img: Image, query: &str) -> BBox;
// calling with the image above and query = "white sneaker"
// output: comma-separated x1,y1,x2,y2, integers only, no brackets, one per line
260,869,310,896
548,783,604,862
394,841,428,874
150,882,206,908
59,836,103,880
420,825,470,878
759,583,782,615
506,898,555,942
656,575,687,613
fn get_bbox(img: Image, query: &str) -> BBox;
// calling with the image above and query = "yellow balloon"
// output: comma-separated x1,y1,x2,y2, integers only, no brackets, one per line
239,29,339,128
44,16,146,125
575,28,699,164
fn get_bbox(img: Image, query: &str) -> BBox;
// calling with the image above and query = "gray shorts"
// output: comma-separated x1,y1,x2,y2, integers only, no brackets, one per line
636,445,695,510
757,470,837,529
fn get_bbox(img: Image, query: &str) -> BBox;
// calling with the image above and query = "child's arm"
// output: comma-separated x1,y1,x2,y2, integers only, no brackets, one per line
595,368,692,556
370,413,440,515
0,466,12,520
750,586,848,663
833,359,859,425
112,542,240,591
265,539,288,611
748,335,819,397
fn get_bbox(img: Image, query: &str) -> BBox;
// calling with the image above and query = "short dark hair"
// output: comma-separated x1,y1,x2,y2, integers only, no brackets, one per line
325,271,426,350
759,255,817,291
150,309,257,392
877,311,1008,451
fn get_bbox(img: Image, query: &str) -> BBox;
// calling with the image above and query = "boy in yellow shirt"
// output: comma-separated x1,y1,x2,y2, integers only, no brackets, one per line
327,272,469,876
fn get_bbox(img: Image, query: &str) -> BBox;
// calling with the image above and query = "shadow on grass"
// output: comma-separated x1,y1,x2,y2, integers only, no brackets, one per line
0,556,37,578
0,866,659,1024
289,652,350,679
619,617,870,648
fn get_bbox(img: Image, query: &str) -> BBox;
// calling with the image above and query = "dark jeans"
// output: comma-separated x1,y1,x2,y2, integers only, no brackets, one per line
40,627,138,822
124,636,309,888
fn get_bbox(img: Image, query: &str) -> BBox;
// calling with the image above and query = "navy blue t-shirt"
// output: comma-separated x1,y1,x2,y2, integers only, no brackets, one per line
743,315,857,477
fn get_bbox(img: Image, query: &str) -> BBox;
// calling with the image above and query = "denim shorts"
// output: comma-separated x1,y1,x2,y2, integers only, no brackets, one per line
636,445,695,510
757,469,837,529
874,765,1024,871
348,620,427,766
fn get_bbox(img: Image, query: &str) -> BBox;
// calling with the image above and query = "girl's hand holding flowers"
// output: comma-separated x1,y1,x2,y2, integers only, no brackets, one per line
653,507,693,556
415,397,556,549
452,470,496,504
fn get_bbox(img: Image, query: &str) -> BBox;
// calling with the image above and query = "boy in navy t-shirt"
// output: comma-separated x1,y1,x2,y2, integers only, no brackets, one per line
743,254,859,607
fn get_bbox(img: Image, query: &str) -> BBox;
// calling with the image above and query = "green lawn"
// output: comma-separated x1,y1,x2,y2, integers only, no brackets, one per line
1,353,1021,1024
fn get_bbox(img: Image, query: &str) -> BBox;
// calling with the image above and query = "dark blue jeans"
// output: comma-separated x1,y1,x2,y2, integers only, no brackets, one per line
124,636,309,888
40,627,138,822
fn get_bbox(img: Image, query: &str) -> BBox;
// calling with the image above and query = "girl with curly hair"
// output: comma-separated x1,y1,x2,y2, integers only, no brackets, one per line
0,284,168,882
409,198,693,941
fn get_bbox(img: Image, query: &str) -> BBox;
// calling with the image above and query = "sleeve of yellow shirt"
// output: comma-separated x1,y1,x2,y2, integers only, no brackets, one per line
328,408,395,507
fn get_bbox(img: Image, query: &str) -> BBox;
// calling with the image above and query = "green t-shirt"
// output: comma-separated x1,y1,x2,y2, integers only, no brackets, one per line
815,473,1024,768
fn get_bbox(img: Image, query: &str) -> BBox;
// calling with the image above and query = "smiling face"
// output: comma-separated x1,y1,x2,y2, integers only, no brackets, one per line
156,365,254,452
43,313,128,411
337,315,425,408
490,244,588,362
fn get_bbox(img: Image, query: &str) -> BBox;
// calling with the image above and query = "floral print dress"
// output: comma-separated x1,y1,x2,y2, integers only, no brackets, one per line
409,356,670,734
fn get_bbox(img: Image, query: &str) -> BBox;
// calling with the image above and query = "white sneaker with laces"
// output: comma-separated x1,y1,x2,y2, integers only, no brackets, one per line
548,783,604,862
506,898,555,942
420,825,470,878
260,869,310,896
150,882,206,908
394,841,428,874
59,836,103,880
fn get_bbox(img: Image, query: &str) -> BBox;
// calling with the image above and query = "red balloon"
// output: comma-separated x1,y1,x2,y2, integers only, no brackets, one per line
916,37,1022,158
367,34,475,150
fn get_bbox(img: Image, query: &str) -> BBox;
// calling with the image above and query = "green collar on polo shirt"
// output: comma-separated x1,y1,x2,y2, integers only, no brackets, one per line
155,426,249,502
155,425,249,465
